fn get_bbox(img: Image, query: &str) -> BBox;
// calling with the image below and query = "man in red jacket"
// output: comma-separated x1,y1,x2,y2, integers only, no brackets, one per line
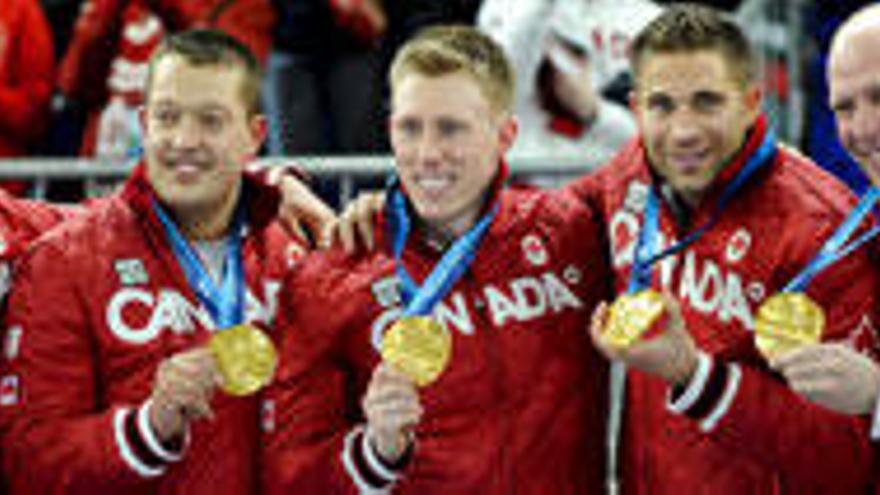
263,25,611,494
326,6,879,494
771,1,880,464
577,4,878,494
0,29,307,494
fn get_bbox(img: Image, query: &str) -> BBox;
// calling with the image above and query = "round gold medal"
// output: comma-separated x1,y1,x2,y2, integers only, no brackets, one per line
754,292,824,359
209,324,278,396
604,290,666,349
380,316,452,387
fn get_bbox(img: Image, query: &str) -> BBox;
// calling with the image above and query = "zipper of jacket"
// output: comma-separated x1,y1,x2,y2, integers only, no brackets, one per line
464,267,513,493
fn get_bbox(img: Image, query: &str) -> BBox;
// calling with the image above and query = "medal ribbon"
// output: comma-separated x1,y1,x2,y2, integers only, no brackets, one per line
390,185,497,317
783,186,880,292
628,131,777,293
153,199,247,328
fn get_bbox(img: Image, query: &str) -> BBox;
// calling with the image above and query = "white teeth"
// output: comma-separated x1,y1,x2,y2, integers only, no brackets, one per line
417,177,452,191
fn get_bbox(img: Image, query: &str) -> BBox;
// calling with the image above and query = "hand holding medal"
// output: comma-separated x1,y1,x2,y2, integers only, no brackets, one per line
754,293,824,359
754,187,880,359
602,289,667,350
360,186,495,462
154,200,279,397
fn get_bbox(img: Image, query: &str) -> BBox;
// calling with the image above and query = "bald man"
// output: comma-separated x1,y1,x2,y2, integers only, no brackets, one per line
772,4,880,442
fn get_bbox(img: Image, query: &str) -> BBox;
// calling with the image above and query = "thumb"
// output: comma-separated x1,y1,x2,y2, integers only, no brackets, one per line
660,290,686,336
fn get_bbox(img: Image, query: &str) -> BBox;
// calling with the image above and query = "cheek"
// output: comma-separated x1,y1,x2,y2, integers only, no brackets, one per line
637,117,663,146
836,121,855,145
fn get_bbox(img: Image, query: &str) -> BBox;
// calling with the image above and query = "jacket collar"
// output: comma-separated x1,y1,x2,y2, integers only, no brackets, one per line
378,159,511,254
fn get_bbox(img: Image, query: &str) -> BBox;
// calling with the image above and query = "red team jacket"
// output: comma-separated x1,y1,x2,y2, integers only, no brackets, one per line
0,190,78,263
0,0,54,158
0,165,303,494
567,116,879,494
263,184,611,494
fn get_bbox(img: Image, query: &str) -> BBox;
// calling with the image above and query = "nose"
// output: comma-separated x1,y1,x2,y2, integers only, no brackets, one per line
666,110,702,147
170,115,202,149
414,130,443,168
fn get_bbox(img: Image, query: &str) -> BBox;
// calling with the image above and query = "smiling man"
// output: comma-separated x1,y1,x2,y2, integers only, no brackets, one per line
770,1,880,467
263,25,611,494
569,4,879,494
0,30,308,494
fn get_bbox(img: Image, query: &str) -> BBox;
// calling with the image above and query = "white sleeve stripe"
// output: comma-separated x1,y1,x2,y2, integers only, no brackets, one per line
361,429,399,483
700,363,742,433
112,408,165,478
137,400,183,462
667,352,712,413
870,387,880,441
340,427,391,495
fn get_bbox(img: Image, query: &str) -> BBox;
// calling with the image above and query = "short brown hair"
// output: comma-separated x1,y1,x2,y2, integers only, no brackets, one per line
389,25,515,117
145,29,263,115
631,4,757,87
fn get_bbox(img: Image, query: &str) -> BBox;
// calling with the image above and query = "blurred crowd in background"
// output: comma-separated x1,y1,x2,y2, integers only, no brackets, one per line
0,0,873,202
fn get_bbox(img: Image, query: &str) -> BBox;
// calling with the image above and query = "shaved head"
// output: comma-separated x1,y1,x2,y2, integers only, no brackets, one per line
828,4,880,185
831,4,880,56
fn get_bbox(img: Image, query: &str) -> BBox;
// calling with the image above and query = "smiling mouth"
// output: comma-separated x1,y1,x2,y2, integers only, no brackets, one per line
669,152,709,173
414,176,455,196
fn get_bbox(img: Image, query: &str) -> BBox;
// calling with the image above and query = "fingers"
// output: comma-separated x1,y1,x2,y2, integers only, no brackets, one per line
769,344,822,372
338,209,357,254
275,173,337,248
355,194,379,252
786,374,839,404
589,301,614,357
659,290,685,335
363,365,422,427
300,197,337,245
318,218,339,250
332,192,385,254
362,364,421,462
153,348,221,423
283,217,309,247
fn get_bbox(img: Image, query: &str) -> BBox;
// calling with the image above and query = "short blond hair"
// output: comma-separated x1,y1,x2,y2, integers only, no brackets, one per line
389,25,514,117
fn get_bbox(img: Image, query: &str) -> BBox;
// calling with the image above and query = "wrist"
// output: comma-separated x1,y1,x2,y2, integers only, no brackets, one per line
366,426,412,465
665,343,699,386
148,397,186,443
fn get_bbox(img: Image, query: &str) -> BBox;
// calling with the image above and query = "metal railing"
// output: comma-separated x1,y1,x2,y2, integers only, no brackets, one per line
0,155,603,202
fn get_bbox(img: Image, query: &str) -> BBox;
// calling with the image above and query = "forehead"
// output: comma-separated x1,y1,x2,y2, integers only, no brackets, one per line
147,54,247,110
391,71,493,119
829,30,880,98
637,50,742,97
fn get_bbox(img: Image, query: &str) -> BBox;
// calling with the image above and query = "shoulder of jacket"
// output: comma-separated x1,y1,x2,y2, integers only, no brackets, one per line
767,146,858,220
27,195,134,255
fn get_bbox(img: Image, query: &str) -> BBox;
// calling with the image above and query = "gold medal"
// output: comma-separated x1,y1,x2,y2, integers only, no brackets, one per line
604,290,666,349
754,292,824,359
380,316,452,387
209,324,278,396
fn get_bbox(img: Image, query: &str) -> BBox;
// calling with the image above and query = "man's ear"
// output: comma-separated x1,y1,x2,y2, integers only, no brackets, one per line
497,115,519,155
248,114,269,157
